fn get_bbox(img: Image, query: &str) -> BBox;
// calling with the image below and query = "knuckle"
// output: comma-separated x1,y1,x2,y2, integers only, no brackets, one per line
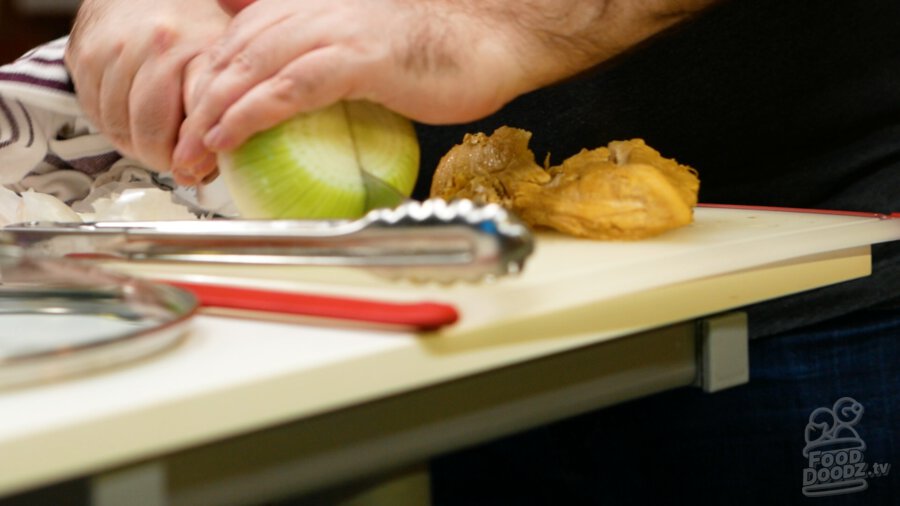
208,38,237,71
269,72,319,104
103,39,128,60
268,75,304,105
148,22,180,56
66,38,104,71
207,41,228,70
229,49,262,77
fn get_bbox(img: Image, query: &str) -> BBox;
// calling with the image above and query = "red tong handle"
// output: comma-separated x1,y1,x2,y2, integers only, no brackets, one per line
163,280,459,331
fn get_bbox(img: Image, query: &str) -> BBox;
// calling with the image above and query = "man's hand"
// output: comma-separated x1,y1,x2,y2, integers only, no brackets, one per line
172,0,717,184
65,0,230,175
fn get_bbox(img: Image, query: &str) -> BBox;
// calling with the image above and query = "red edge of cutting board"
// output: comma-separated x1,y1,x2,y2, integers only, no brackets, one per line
698,203,894,219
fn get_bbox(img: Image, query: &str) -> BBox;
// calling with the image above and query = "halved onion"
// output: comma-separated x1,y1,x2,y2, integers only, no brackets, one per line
218,100,419,219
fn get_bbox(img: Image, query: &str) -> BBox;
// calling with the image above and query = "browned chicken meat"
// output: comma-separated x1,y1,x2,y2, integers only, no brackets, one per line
430,127,700,239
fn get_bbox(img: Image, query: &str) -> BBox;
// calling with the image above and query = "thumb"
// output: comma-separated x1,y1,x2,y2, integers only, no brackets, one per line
218,0,257,15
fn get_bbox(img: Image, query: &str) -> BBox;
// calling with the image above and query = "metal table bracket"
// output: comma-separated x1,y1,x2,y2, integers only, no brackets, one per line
695,312,750,393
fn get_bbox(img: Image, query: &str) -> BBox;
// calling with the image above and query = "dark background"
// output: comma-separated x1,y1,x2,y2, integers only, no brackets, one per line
0,0,73,64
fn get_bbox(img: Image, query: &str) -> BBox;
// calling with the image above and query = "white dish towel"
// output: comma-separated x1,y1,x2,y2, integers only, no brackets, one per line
0,37,234,220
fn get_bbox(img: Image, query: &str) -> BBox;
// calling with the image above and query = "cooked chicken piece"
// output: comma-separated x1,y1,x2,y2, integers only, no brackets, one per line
430,127,699,239
430,126,550,209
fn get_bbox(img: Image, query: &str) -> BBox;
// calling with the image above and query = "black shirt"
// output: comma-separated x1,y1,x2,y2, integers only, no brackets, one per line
413,0,900,337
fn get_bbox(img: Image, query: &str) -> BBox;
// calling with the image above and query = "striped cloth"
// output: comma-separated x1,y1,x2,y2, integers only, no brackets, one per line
0,37,234,216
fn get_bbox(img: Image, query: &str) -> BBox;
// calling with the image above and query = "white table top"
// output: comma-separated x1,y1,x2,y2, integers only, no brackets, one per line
0,207,897,496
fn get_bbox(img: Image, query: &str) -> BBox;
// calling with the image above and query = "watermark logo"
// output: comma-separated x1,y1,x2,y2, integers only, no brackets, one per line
802,397,891,497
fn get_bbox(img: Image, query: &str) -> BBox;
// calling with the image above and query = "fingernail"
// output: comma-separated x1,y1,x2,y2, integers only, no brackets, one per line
204,125,233,151
197,152,218,176
172,170,199,187
172,151,217,186
201,168,220,185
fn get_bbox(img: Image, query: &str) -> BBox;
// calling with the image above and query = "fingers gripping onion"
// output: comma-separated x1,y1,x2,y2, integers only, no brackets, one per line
218,101,420,219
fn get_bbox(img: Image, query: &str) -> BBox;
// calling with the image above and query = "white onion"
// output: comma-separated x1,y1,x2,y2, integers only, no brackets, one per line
218,101,420,219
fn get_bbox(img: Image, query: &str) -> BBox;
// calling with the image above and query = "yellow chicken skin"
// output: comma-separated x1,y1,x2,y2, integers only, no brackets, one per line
430,127,700,239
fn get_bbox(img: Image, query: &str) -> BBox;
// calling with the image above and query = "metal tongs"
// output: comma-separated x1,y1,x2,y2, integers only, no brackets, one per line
2,199,534,283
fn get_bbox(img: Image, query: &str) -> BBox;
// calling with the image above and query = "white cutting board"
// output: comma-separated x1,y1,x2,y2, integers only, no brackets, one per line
111,206,900,335
0,206,895,497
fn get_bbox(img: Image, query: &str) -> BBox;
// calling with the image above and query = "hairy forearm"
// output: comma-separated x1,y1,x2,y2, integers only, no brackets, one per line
479,0,720,87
